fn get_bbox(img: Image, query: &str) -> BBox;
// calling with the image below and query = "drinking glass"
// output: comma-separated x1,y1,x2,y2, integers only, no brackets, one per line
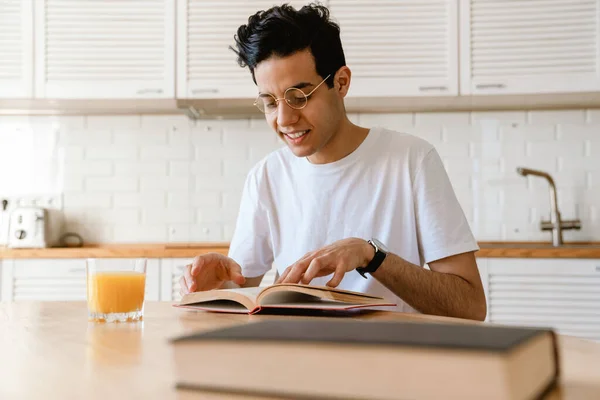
86,258,147,322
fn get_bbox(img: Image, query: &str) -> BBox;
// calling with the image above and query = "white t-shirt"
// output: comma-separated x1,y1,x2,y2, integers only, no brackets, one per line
228,127,479,312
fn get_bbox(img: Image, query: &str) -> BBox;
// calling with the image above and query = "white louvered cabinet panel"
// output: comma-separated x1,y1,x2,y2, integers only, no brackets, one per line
35,0,175,99
487,258,600,342
328,0,458,97
177,0,324,98
476,257,490,322
460,0,600,95
161,258,277,301
0,259,160,302
0,0,33,98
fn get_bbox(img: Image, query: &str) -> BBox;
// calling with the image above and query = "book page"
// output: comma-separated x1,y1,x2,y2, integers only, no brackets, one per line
221,286,263,300
179,286,263,311
257,284,389,306
259,291,342,306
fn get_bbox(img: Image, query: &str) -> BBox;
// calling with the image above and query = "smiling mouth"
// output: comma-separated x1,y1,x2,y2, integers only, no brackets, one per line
284,129,310,139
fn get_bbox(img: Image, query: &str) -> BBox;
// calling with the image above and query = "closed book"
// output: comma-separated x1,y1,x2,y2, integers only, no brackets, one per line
171,319,559,400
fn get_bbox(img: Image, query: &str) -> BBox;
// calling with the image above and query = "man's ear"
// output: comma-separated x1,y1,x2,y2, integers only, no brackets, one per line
334,66,352,97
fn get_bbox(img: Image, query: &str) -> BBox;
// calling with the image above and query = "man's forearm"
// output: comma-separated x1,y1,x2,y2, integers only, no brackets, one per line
372,253,486,321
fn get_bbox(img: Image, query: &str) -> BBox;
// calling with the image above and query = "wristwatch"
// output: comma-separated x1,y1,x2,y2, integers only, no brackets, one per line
356,238,388,278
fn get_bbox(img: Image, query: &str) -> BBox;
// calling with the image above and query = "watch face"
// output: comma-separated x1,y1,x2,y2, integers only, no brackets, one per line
371,238,388,253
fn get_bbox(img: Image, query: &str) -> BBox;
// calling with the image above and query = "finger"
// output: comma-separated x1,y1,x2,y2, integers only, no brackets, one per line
302,257,327,284
275,267,291,284
326,265,346,288
183,265,196,292
190,254,208,275
282,259,312,284
179,275,189,295
227,262,246,285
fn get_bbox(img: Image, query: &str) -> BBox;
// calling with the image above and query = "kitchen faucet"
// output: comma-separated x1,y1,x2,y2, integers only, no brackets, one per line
516,167,581,246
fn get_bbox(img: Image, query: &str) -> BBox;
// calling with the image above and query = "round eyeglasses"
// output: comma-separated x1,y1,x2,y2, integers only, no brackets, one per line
254,74,331,114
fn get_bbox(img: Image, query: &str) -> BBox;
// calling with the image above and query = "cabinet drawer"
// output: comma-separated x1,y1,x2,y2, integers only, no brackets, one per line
3,259,160,302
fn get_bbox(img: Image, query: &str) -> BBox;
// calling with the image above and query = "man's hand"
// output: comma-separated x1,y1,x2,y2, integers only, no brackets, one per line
276,238,374,287
179,253,246,297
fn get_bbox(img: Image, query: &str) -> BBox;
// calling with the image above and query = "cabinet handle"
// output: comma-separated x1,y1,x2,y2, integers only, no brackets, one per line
136,88,164,94
475,83,506,89
192,88,219,94
419,86,447,92
596,266,600,272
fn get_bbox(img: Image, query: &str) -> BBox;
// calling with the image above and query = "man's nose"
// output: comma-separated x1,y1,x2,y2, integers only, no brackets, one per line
276,101,299,127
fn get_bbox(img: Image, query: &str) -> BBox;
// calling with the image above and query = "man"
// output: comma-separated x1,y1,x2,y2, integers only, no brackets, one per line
180,3,486,321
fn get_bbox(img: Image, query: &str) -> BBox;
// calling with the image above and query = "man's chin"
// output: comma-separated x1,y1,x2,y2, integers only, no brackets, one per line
287,145,315,158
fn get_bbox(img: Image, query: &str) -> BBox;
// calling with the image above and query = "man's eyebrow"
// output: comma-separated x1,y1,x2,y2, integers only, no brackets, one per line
290,81,313,90
258,81,314,96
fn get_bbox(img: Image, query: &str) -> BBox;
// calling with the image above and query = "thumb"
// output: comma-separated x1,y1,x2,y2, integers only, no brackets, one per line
228,262,246,285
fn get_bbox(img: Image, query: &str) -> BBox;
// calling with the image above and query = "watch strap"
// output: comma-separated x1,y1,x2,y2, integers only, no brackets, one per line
356,240,386,278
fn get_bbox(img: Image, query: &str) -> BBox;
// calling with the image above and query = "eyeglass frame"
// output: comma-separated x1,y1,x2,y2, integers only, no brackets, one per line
253,73,332,114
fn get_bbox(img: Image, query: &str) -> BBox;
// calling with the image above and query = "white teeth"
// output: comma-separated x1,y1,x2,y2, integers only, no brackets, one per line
287,130,308,139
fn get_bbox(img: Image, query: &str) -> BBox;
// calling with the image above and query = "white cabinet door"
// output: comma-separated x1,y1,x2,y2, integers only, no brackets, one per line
160,258,277,301
177,0,321,98
0,0,33,98
460,0,600,95
34,0,175,99
0,258,160,302
329,0,458,97
487,258,600,342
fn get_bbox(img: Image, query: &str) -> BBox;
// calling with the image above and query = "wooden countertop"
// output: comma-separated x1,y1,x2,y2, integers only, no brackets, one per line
0,302,598,399
1,241,600,259
0,243,230,259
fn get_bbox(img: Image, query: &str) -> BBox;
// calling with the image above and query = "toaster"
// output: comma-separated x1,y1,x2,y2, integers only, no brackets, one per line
7,207,48,248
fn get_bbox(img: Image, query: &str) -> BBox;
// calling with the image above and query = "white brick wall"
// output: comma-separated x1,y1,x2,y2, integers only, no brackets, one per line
0,110,598,244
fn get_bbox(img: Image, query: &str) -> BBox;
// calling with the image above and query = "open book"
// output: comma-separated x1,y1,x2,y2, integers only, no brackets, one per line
175,283,396,314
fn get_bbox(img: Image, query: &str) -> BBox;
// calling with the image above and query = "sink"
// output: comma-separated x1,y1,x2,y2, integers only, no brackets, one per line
478,242,600,249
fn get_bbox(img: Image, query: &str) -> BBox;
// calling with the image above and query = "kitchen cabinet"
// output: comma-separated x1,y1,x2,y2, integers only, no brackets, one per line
0,259,161,302
0,0,33,98
177,0,312,99
328,0,458,97
460,0,600,95
160,257,277,301
478,257,600,342
34,0,175,99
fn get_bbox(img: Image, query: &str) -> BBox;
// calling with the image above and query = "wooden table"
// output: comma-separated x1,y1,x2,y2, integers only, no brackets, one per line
0,302,599,399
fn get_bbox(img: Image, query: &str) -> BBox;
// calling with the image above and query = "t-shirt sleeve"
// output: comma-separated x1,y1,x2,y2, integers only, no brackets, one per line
413,148,479,264
227,167,274,278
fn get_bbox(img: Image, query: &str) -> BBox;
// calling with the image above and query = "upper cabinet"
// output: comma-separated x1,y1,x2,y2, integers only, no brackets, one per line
328,0,458,97
0,0,33,98
34,0,175,99
460,0,600,95
177,0,313,99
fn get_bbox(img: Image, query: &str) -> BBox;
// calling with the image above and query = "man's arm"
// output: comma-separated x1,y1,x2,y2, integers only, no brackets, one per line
372,250,487,321
277,238,486,321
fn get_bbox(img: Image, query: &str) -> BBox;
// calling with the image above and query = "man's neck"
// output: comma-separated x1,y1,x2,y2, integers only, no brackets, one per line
307,119,370,165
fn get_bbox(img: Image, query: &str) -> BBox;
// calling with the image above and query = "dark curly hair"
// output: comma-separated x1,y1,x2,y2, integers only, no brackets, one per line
230,2,345,88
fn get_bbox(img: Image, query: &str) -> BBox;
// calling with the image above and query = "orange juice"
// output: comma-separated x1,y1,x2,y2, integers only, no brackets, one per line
87,271,146,314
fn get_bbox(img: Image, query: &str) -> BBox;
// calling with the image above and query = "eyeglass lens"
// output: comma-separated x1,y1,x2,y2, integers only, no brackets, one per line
255,88,308,113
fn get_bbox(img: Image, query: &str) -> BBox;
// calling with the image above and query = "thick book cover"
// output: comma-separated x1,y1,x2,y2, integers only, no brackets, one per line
171,319,560,400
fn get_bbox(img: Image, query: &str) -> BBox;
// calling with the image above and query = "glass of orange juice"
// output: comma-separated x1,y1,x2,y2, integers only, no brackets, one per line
86,258,147,323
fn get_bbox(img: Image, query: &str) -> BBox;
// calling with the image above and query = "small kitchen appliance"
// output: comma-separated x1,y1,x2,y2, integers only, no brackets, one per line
7,207,48,248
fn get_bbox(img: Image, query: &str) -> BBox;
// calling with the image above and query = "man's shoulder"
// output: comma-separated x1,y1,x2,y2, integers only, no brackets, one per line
246,144,295,181
376,127,434,151
370,127,436,161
